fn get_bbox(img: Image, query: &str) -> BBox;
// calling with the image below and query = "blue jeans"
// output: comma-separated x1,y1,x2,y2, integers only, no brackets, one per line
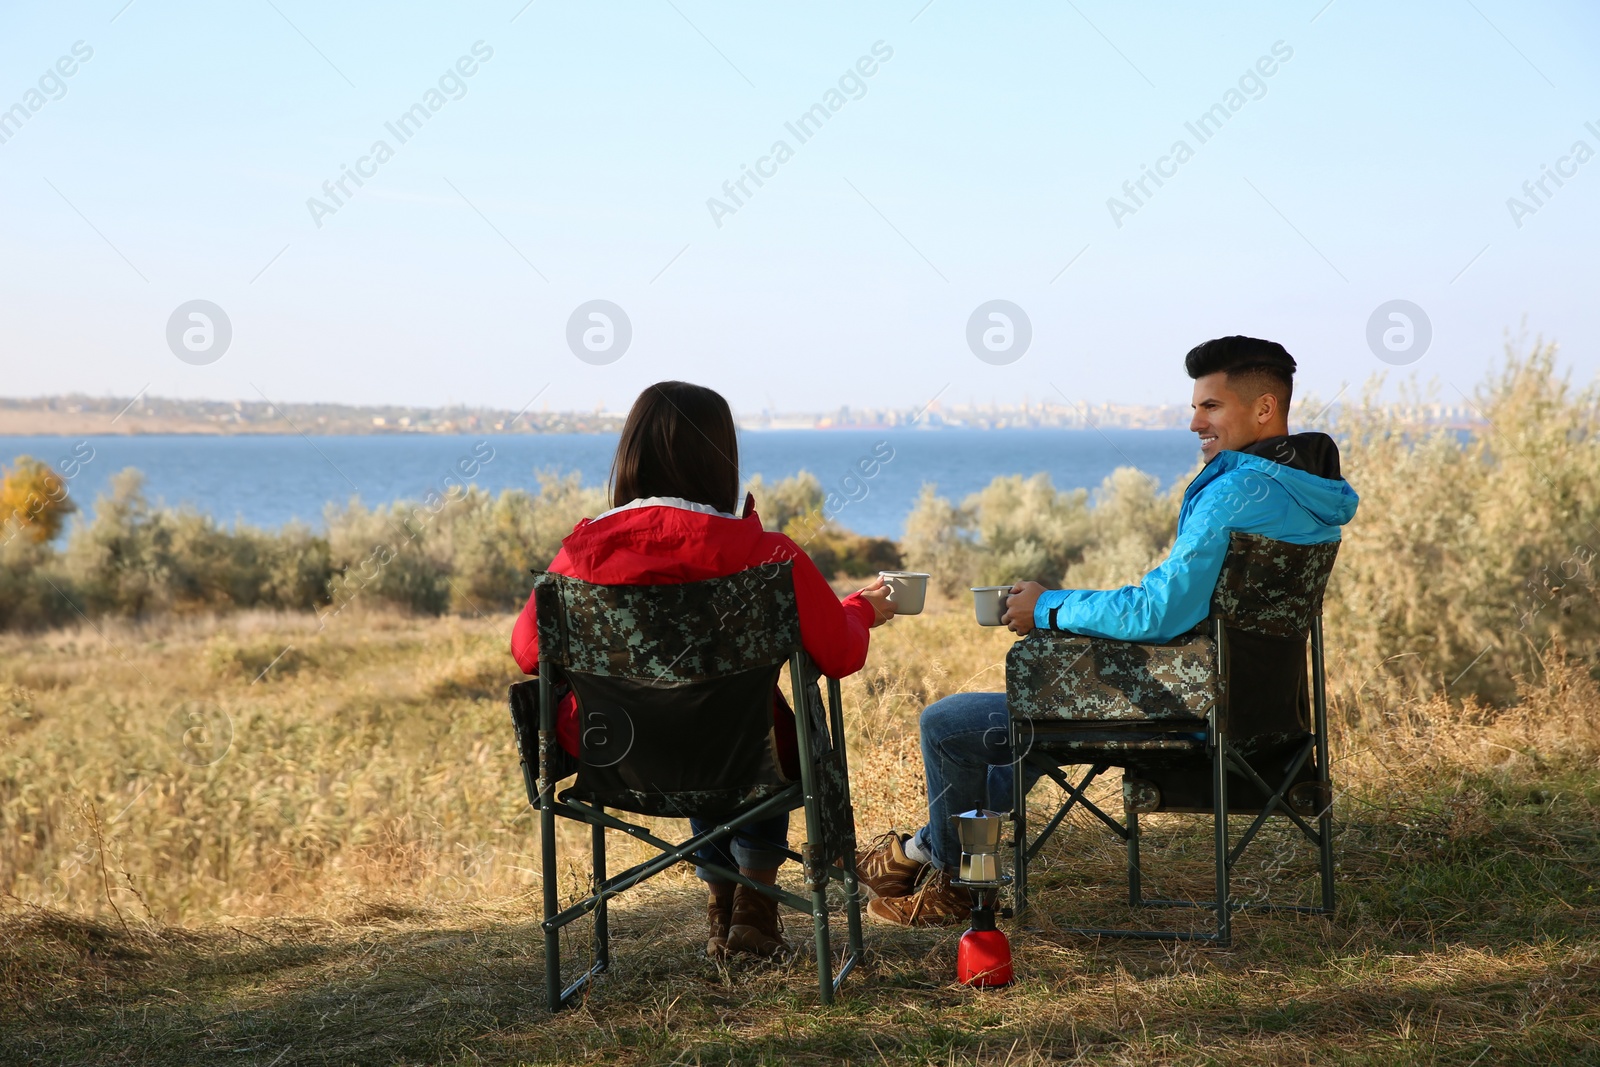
909,691,1045,873
689,812,790,880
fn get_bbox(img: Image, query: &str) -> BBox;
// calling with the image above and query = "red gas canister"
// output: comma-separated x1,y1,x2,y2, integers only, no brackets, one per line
957,921,1013,987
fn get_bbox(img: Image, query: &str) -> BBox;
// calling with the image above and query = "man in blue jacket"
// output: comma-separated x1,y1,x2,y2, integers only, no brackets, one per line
858,335,1360,926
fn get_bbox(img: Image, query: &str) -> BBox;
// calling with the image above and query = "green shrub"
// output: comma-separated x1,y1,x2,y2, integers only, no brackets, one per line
0,536,74,630
747,472,824,531
902,469,1176,593
324,500,451,616
1326,342,1600,705
436,474,607,613
255,523,334,611
63,470,175,616
1064,466,1187,591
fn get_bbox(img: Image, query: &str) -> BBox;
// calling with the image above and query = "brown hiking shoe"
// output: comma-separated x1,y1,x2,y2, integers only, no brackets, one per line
706,894,733,960
866,866,972,927
726,884,789,958
854,832,927,899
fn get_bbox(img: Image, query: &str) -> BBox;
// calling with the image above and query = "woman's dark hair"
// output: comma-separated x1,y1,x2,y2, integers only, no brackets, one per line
609,381,741,515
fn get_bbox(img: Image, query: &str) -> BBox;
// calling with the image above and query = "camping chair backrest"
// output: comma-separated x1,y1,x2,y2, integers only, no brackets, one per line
1206,531,1339,743
533,562,801,817
1209,532,1339,640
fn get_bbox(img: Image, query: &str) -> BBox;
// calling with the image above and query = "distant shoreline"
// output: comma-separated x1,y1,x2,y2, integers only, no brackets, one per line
0,394,1197,435
0,394,1482,436
0,423,1198,437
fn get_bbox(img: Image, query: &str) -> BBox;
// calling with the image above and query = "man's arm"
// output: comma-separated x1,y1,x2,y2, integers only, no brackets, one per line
1027,482,1245,643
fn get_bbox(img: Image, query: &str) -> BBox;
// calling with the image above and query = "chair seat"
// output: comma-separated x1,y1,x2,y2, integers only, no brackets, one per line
1019,716,1208,756
557,782,793,819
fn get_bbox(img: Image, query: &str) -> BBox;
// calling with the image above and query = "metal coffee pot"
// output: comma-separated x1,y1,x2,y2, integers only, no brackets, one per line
950,808,1007,886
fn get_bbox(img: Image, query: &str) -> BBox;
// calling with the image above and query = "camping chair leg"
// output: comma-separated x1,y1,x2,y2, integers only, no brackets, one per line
592,818,609,972
791,651,836,1005
541,779,562,1012
1011,725,1028,919
827,675,866,973
1318,808,1334,914
811,878,835,1005
1127,809,1142,907
1212,735,1232,947
1312,615,1335,916
842,861,865,966
538,673,564,1013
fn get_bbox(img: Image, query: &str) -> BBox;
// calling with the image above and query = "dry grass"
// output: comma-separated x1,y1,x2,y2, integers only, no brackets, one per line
2,589,1598,1064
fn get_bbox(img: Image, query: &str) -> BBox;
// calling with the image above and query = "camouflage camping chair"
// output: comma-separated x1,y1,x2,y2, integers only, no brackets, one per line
1006,532,1339,945
506,562,866,1011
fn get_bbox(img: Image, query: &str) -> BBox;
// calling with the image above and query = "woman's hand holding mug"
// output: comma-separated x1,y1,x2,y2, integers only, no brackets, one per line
859,578,895,627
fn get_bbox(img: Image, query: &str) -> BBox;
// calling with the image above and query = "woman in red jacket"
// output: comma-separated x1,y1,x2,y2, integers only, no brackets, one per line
511,381,893,960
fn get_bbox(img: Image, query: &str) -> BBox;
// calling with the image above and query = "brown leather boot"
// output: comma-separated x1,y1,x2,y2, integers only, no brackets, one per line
866,866,972,927
853,831,928,899
726,884,789,958
706,892,734,960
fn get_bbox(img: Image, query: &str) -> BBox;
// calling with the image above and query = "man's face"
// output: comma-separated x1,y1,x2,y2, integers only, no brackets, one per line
1189,372,1265,462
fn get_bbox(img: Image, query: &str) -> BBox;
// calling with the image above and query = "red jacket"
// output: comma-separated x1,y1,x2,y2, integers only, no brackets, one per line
511,497,877,760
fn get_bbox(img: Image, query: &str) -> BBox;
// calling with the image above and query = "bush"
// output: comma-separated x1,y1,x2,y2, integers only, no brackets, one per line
902,469,1180,593
435,474,608,613
901,485,978,594
325,500,452,616
0,536,74,630
1326,342,1600,705
0,455,76,544
61,470,336,617
746,472,824,531
63,470,175,616
1063,466,1187,591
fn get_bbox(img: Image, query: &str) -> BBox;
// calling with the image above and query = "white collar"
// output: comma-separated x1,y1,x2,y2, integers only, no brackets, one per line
594,495,737,521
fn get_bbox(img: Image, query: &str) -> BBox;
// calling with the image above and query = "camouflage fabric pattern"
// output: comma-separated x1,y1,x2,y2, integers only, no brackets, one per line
1007,628,1218,722
1210,532,1339,639
534,563,801,681
792,664,858,884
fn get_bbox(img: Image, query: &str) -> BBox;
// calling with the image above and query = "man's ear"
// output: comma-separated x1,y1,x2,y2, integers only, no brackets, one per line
1256,390,1278,426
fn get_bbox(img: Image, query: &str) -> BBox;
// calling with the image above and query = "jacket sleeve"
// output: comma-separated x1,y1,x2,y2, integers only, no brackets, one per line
779,538,877,678
510,548,572,675
511,587,539,674
1033,478,1244,643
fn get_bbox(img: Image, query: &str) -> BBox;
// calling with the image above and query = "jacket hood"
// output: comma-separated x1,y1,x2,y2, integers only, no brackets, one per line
1240,432,1342,479
557,503,769,583
1189,448,1359,529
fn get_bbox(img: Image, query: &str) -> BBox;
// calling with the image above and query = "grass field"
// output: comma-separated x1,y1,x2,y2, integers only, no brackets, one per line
3,590,1598,1065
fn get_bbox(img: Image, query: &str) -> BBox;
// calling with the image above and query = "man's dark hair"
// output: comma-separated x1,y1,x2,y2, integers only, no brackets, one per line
1184,336,1296,411
610,381,741,515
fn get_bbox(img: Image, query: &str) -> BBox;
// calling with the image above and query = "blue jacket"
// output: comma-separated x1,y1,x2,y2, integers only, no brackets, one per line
1033,446,1359,642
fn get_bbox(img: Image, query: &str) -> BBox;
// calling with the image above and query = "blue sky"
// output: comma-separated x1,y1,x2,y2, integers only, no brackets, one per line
2,0,1596,415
